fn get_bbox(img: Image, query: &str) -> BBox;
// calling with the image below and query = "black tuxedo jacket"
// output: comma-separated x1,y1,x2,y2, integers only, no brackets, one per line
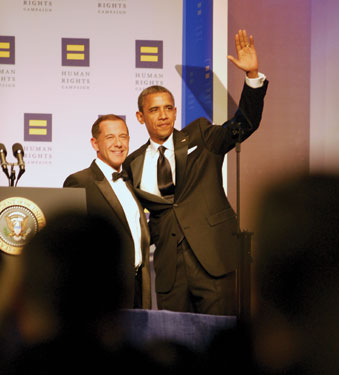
124,81,268,294
63,161,151,309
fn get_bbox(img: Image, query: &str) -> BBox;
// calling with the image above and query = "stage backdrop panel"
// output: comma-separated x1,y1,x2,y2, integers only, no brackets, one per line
0,0,184,187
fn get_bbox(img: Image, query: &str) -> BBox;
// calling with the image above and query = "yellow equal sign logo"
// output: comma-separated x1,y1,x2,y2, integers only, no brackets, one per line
66,44,85,61
62,38,89,67
28,119,47,136
24,113,52,142
136,40,163,69
0,42,10,58
140,46,159,62
0,36,15,64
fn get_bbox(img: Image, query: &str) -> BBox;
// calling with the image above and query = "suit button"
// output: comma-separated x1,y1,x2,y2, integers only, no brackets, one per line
171,233,176,237
173,203,178,207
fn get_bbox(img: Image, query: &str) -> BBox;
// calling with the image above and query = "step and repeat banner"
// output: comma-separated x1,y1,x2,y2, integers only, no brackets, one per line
0,0,185,187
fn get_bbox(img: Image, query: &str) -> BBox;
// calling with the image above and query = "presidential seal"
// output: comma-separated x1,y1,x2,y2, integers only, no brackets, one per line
0,197,46,255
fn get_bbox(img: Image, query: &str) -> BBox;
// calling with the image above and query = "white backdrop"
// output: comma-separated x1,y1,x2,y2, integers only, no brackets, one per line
0,0,184,187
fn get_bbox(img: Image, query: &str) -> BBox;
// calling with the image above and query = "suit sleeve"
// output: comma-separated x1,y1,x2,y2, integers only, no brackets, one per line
201,80,268,155
63,174,83,188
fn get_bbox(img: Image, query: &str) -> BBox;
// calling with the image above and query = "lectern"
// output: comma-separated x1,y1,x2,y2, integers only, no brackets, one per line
0,187,86,255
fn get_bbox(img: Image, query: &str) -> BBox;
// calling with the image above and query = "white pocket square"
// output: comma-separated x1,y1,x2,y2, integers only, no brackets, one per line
187,145,197,154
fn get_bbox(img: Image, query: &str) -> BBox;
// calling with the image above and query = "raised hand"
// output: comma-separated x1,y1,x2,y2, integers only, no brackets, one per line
227,29,259,78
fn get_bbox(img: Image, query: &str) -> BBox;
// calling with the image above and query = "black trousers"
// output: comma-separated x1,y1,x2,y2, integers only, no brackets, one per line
156,239,236,316
134,267,142,308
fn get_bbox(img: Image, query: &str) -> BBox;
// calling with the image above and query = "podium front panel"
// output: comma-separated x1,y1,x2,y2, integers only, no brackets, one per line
0,187,86,255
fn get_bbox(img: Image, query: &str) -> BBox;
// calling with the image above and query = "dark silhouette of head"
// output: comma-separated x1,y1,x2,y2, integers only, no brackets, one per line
19,211,126,342
253,173,339,374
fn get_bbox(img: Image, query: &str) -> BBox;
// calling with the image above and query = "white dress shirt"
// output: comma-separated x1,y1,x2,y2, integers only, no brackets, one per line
95,158,142,268
140,133,176,197
246,72,266,88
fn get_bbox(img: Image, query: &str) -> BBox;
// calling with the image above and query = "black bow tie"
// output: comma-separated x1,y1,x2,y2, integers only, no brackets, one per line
112,170,128,182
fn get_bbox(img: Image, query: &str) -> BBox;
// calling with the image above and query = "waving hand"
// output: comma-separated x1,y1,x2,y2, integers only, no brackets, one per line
227,29,259,78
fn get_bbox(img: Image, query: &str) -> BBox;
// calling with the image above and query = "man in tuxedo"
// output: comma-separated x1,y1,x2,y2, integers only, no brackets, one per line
123,30,268,315
63,114,151,309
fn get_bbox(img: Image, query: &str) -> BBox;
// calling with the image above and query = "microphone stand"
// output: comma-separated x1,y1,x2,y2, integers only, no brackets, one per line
9,164,16,186
234,135,253,324
1,144,25,186
2,162,24,187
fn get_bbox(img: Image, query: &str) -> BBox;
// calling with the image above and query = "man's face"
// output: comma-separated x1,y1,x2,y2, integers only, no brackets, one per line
91,119,129,171
136,92,177,144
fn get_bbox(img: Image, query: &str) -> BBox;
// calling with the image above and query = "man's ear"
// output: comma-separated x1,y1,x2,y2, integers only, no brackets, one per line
90,137,99,152
136,111,144,124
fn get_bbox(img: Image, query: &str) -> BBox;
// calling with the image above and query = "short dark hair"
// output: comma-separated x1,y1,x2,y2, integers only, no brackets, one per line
255,174,339,323
137,85,175,112
21,211,126,331
91,114,128,138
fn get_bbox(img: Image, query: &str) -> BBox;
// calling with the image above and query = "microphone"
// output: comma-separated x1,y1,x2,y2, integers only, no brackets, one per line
12,143,25,173
0,143,9,178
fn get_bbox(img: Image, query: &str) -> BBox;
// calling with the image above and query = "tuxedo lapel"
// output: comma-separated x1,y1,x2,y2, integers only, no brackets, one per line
129,133,190,203
129,143,148,189
90,162,130,229
129,143,170,205
173,129,189,198
95,179,130,227
125,181,150,258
